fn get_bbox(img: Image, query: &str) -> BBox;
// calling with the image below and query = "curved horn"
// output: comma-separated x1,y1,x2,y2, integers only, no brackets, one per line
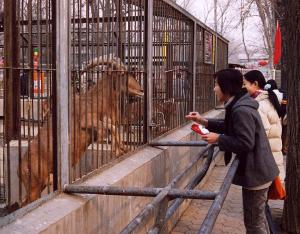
84,56,127,71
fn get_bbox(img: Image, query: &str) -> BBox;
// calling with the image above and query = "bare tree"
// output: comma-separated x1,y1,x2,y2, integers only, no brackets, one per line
179,0,195,10
253,0,275,68
216,0,240,36
239,0,255,62
281,0,300,232
174,0,196,12
200,0,239,36
196,0,247,62
227,36,244,62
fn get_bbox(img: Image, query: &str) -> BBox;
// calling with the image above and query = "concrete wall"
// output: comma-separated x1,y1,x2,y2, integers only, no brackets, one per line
0,109,224,234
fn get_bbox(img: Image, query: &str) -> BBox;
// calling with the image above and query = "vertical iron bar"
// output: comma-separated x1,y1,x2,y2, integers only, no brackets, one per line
149,188,170,234
192,21,196,111
70,0,75,182
144,0,153,143
37,0,42,200
46,0,51,194
4,0,21,142
52,0,58,192
95,0,100,168
213,0,218,108
4,0,21,207
77,0,82,178
18,0,23,205
56,0,70,189
164,145,215,222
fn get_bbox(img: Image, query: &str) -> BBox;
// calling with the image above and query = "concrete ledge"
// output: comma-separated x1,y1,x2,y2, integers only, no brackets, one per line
0,109,225,234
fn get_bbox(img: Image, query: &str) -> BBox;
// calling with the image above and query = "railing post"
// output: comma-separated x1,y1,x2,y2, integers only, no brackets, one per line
144,0,154,142
56,0,70,189
192,21,197,111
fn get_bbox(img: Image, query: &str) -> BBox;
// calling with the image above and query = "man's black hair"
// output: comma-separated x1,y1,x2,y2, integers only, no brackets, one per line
214,68,243,96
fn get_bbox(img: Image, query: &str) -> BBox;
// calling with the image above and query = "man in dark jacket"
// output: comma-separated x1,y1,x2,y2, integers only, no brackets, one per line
186,69,279,234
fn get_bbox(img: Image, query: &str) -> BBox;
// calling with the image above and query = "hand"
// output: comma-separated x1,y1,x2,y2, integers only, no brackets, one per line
185,112,208,126
201,133,220,144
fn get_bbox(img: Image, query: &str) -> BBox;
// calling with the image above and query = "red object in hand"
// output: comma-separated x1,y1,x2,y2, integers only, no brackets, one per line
191,123,209,135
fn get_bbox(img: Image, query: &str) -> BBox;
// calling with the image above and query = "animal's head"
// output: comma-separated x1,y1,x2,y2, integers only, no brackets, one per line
127,73,144,98
85,56,144,98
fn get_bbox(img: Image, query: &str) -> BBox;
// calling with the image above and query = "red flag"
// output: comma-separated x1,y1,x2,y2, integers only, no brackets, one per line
273,21,282,66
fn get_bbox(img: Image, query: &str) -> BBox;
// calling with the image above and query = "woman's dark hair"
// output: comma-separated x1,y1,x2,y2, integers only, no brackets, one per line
266,79,278,90
244,70,282,117
214,69,243,96
266,79,286,117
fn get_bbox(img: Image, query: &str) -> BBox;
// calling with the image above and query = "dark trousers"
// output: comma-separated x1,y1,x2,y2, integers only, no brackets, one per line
265,202,277,234
242,187,270,234
282,123,288,154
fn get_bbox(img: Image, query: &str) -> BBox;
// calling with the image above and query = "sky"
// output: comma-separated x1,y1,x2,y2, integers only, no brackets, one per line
176,0,266,63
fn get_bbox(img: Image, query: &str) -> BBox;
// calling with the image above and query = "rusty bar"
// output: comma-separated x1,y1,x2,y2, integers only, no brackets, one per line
56,0,70,188
52,0,58,192
120,188,168,234
26,0,33,202
169,145,211,188
3,0,20,208
121,145,215,234
198,157,239,234
64,184,216,200
17,0,23,205
164,146,215,222
37,0,42,201
145,0,153,142
149,140,208,147
192,21,196,111
4,0,21,142
151,188,170,234
84,0,90,175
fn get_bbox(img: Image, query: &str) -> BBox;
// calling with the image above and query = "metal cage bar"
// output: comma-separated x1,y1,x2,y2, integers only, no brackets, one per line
68,0,146,182
56,0,70,189
64,184,217,200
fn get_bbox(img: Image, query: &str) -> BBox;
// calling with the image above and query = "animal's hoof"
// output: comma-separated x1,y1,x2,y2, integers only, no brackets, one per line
114,148,126,157
120,147,128,153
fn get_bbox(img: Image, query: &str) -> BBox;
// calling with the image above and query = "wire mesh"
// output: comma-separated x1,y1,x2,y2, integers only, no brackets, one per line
216,37,228,71
194,25,215,114
0,0,56,213
152,0,194,138
69,0,146,182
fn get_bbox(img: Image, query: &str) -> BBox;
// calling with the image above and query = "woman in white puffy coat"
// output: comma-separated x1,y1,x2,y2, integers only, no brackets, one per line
243,70,285,182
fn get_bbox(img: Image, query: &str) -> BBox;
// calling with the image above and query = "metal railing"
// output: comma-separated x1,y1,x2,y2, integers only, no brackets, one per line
199,157,239,234
64,141,239,234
